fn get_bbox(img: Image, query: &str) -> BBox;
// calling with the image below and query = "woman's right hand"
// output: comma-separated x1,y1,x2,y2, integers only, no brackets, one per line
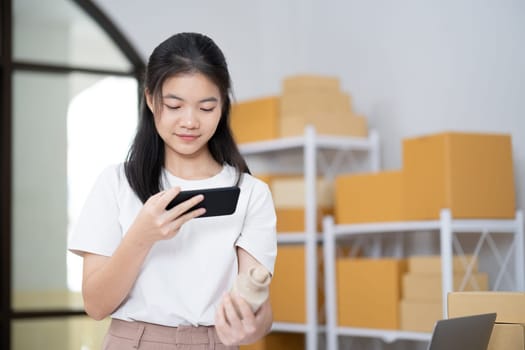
83,187,205,320
126,187,206,247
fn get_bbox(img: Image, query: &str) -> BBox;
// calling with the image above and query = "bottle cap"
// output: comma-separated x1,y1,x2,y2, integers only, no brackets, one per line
251,266,270,285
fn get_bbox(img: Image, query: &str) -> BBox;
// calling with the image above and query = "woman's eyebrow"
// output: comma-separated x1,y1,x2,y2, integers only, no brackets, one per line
162,94,218,103
199,97,219,103
162,94,184,101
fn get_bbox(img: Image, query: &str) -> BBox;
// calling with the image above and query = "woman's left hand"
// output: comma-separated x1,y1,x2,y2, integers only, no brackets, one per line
214,293,273,346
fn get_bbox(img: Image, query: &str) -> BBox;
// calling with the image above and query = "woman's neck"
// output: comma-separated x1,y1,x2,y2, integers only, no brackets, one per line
164,155,222,180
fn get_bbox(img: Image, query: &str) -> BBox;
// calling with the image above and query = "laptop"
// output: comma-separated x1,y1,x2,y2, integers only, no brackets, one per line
427,313,496,350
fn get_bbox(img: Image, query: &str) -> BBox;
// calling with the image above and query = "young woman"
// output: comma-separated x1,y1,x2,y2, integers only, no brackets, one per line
68,32,277,350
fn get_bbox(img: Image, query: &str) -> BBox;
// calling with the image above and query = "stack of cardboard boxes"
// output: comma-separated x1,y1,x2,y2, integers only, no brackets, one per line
400,256,489,332
234,75,367,349
233,77,518,347
279,75,367,137
449,292,525,350
271,176,333,233
335,132,516,224
268,244,326,325
259,176,330,324
241,175,329,350
230,75,368,143
334,255,491,333
333,132,515,333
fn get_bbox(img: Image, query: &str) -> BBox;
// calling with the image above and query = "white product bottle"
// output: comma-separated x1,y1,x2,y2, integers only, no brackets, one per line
231,266,271,313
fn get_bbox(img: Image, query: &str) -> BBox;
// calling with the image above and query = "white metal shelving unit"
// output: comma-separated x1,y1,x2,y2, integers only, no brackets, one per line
322,209,525,350
239,126,380,350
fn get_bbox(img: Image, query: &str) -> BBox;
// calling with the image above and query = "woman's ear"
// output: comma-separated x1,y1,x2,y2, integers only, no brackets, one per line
144,89,154,113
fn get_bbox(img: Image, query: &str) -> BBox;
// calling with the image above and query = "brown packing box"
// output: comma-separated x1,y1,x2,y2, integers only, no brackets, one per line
252,173,299,188
254,174,335,232
337,257,407,329
400,300,442,332
280,112,368,138
271,176,334,208
448,292,525,323
335,170,405,224
402,272,489,301
282,75,341,94
402,132,515,219
270,245,325,323
240,332,305,350
276,207,333,233
280,91,351,117
230,96,279,143
254,174,273,186
408,255,478,274
488,323,525,350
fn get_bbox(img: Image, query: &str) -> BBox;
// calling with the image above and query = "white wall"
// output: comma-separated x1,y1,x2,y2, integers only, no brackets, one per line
93,0,525,210
303,0,525,210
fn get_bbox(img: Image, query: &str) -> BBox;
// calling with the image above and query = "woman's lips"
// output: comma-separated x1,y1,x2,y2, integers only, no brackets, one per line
176,133,198,141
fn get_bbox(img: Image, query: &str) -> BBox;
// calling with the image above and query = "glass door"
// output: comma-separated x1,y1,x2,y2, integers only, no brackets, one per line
2,0,144,348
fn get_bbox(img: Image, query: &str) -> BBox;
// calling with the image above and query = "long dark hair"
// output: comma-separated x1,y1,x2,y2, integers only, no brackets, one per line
125,32,250,203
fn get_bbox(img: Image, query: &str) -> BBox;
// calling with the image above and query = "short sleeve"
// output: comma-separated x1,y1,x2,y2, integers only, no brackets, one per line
235,180,277,274
68,165,124,257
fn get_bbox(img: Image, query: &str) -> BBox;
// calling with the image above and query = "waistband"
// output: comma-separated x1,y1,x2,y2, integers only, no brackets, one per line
108,318,222,345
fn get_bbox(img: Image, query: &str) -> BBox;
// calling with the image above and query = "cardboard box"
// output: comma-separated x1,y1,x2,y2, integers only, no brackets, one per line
488,323,525,350
335,170,405,224
230,96,279,143
402,132,515,219
280,91,351,117
270,245,324,323
407,255,478,274
448,292,525,323
402,272,489,301
253,173,296,189
280,112,367,138
400,300,442,332
337,258,407,329
282,75,341,94
276,207,333,232
271,177,334,208
240,332,305,350
254,174,273,186
254,174,334,232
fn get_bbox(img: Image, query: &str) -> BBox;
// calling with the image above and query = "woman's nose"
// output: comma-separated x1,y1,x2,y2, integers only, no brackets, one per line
180,109,198,128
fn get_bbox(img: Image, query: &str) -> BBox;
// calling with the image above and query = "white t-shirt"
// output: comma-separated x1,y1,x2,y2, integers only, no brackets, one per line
68,163,277,327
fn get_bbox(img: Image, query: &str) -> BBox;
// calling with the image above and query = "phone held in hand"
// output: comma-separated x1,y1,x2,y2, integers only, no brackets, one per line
165,186,240,218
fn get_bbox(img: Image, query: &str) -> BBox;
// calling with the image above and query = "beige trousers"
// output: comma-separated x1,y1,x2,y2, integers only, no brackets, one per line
102,318,239,350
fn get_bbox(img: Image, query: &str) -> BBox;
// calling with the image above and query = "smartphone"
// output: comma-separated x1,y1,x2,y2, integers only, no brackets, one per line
165,186,240,217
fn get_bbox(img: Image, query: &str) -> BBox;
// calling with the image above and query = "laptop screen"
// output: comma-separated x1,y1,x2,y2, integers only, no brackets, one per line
428,313,496,350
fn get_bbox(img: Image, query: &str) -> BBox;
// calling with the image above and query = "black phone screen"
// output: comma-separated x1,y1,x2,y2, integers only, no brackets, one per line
165,186,240,217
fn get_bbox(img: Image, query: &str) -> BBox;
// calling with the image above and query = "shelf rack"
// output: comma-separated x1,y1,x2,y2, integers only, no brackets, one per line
322,209,524,350
239,126,380,350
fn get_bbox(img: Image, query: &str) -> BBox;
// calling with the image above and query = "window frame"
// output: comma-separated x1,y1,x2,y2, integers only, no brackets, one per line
0,0,145,348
